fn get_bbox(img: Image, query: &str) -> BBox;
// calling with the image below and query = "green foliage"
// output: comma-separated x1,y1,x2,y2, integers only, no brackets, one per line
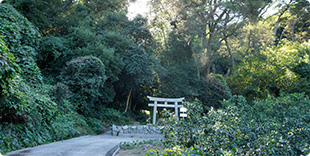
61,56,106,92
3,0,68,33
99,108,130,125
272,0,310,43
157,71,231,110
153,30,232,110
121,139,163,150
123,46,154,84
0,3,42,83
154,32,199,98
0,81,57,153
198,74,232,109
153,94,310,155
60,56,106,116
49,83,71,107
0,78,91,154
0,5,92,154
59,15,156,112
228,41,310,101
37,36,70,82
0,39,20,96
0,4,40,48
2,0,310,155
0,40,26,124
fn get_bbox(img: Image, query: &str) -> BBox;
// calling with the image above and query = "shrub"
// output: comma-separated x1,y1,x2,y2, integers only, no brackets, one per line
0,5,89,154
0,4,42,83
60,56,106,116
153,94,310,155
0,39,20,94
49,83,72,110
228,41,310,101
198,73,232,110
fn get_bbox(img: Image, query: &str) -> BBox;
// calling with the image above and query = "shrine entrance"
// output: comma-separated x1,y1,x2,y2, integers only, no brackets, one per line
147,96,185,125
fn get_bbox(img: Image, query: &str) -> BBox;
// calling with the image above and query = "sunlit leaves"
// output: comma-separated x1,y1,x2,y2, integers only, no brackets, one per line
228,40,310,101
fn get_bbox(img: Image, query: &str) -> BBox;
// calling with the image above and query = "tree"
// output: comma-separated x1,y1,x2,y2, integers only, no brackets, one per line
4,0,130,35
237,0,272,23
116,46,155,112
264,0,310,44
32,0,158,113
281,0,310,42
150,0,246,77
270,0,295,44
154,31,199,98
228,40,310,101
60,56,106,116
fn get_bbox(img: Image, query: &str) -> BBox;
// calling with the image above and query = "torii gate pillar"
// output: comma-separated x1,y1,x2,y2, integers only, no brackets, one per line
147,96,185,125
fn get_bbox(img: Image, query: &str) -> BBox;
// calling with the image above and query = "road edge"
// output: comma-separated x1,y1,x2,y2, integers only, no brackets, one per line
105,144,120,156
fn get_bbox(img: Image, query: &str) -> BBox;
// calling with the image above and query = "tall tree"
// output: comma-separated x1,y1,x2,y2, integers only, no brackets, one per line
237,0,272,23
150,0,245,77
278,0,310,42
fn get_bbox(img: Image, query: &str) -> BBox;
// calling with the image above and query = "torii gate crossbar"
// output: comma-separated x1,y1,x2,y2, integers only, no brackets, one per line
147,96,185,125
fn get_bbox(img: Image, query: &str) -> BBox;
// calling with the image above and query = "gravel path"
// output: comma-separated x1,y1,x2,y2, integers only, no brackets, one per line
5,134,161,156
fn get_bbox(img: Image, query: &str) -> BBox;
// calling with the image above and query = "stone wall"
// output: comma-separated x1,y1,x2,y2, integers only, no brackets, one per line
112,125,163,137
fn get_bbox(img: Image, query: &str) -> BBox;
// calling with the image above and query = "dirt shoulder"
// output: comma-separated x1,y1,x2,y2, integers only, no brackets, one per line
115,139,165,156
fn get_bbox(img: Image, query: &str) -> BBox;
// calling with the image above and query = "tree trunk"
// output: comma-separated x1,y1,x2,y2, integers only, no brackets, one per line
279,27,286,42
292,8,307,42
273,0,293,45
245,29,252,55
129,95,132,111
224,38,234,70
203,62,211,78
124,89,132,113
133,103,137,111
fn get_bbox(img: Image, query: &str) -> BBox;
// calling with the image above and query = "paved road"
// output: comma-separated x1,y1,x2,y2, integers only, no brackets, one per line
5,134,162,156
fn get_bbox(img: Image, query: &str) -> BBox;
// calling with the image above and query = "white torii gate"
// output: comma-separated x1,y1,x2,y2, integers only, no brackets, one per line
147,96,185,125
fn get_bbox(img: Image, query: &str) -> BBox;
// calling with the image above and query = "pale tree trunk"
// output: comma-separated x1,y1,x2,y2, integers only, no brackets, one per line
224,37,234,70
292,8,307,42
273,0,293,45
279,27,287,42
203,61,212,78
202,44,212,78
124,89,132,113
133,103,137,111
129,95,132,111
202,26,210,78
245,29,252,55
203,48,218,78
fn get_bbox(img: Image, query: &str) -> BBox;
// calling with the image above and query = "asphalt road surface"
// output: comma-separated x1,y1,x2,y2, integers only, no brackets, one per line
5,134,161,156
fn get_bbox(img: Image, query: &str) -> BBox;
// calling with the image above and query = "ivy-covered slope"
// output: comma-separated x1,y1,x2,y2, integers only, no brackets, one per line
0,4,89,154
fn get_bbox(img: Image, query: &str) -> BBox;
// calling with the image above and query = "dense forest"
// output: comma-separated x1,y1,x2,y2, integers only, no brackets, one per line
0,0,310,155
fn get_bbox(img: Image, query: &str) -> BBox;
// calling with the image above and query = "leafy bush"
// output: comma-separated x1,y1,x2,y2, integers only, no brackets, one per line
0,79,90,154
0,40,26,124
152,94,310,155
198,74,232,110
0,81,58,153
60,56,106,116
49,83,72,108
37,36,70,83
0,4,42,83
0,39,20,101
0,5,91,154
228,41,310,101
51,102,89,140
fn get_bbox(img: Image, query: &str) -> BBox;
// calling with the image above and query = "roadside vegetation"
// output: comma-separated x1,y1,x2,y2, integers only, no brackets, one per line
1,0,310,155
148,95,310,155
117,140,165,156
